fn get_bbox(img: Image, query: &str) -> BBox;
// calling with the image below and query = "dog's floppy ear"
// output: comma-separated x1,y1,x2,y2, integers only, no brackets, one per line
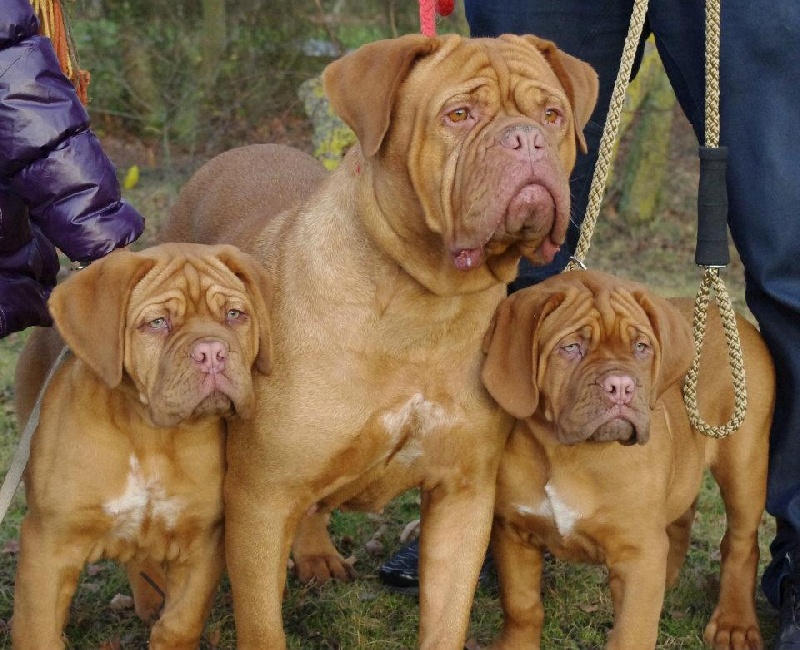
322,34,441,158
635,291,695,408
520,35,599,154
482,289,566,418
48,249,156,388
214,245,274,375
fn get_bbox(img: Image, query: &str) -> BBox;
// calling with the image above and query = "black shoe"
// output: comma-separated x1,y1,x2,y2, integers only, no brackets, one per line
378,538,494,595
774,572,800,649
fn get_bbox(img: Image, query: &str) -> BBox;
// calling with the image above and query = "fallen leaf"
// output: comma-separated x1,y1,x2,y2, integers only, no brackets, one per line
2,539,20,554
109,594,134,611
365,538,384,557
207,626,222,648
399,519,420,544
87,563,106,576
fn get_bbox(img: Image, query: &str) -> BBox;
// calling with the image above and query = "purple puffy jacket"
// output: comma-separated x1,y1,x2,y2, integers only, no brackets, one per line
0,0,144,337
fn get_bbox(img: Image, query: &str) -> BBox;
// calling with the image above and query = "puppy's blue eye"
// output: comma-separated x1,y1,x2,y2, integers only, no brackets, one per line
148,317,168,330
227,309,243,321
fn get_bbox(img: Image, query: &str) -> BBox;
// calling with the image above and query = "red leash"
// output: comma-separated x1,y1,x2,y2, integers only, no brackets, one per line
419,0,454,37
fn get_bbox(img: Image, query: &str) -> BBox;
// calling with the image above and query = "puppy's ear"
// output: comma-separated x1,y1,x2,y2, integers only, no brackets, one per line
635,291,695,407
215,245,273,375
322,34,440,158
48,250,156,388
482,290,565,418
520,35,599,153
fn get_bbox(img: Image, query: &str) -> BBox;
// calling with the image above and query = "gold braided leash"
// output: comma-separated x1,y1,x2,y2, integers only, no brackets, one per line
683,269,747,437
565,0,650,269
682,0,747,438
565,0,747,438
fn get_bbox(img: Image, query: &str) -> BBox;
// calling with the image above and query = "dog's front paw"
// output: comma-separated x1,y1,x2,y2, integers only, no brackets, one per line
294,552,357,585
703,608,762,650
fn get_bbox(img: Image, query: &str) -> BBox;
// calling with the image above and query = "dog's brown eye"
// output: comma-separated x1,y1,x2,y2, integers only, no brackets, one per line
544,108,561,125
446,107,470,123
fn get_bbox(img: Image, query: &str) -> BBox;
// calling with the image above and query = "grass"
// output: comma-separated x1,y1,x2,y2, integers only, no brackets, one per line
0,108,779,648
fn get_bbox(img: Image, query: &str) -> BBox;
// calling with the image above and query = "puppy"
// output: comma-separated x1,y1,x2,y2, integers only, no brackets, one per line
482,270,773,649
12,243,272,650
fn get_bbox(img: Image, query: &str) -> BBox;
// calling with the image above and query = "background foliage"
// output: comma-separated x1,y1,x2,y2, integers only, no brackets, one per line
71,0,465,155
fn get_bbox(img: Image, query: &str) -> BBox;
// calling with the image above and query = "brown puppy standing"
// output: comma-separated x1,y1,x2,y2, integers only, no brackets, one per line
482,270,773,650
164,34,598,648
12,243,272,649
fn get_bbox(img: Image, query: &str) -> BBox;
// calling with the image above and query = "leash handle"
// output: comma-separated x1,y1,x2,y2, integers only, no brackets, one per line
0,346,70,525
684,0,748,439
695,146,730,267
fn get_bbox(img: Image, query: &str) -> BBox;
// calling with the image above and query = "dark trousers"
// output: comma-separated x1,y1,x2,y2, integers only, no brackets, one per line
465,0,800,608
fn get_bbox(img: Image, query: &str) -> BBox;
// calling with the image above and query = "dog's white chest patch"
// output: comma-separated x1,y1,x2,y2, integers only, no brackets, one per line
536,483,581,537
515,500,554,520
381,393,456,464
104,455,183,537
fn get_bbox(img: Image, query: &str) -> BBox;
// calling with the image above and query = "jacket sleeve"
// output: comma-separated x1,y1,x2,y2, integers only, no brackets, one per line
0,28,145,263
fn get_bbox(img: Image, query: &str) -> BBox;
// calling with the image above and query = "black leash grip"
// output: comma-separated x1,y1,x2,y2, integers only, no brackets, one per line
695,146,730,266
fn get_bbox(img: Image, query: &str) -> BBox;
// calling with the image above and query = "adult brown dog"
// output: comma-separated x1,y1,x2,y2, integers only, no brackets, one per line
481,270,773,650
163,34,598,648
12,243,272,649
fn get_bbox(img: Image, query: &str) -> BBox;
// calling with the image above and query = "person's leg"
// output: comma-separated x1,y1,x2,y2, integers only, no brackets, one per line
466,0,642,289
716,4,800,615
650,0,800,635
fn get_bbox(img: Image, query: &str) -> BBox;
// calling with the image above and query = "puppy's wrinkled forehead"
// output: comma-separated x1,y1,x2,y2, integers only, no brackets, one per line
128,256,248,316
596,289,654,337
541,286,654,346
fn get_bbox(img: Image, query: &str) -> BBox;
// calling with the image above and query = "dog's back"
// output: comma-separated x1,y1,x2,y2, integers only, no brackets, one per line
159,143,328,253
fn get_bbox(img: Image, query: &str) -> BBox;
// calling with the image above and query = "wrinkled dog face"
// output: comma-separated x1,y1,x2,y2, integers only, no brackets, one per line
535,291,657,446
124,253,264,427
482,271,695,447
323,34,598,289
394,36,586,271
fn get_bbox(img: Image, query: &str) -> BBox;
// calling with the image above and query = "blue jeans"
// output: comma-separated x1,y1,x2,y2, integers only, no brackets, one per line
466,0,800,608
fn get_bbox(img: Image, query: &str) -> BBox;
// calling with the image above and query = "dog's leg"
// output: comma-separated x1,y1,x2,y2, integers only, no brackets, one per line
417,482,496,650
127,559,167,623
489,523,545,649
292,510,356,584
703,442,766,650
605,532,669,650
148,527,225,650
226,480,300,649
13,517,85,648
664,499,698,588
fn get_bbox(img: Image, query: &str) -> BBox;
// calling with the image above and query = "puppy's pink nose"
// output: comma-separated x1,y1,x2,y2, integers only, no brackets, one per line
191,339,228,374
601,374,636,405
